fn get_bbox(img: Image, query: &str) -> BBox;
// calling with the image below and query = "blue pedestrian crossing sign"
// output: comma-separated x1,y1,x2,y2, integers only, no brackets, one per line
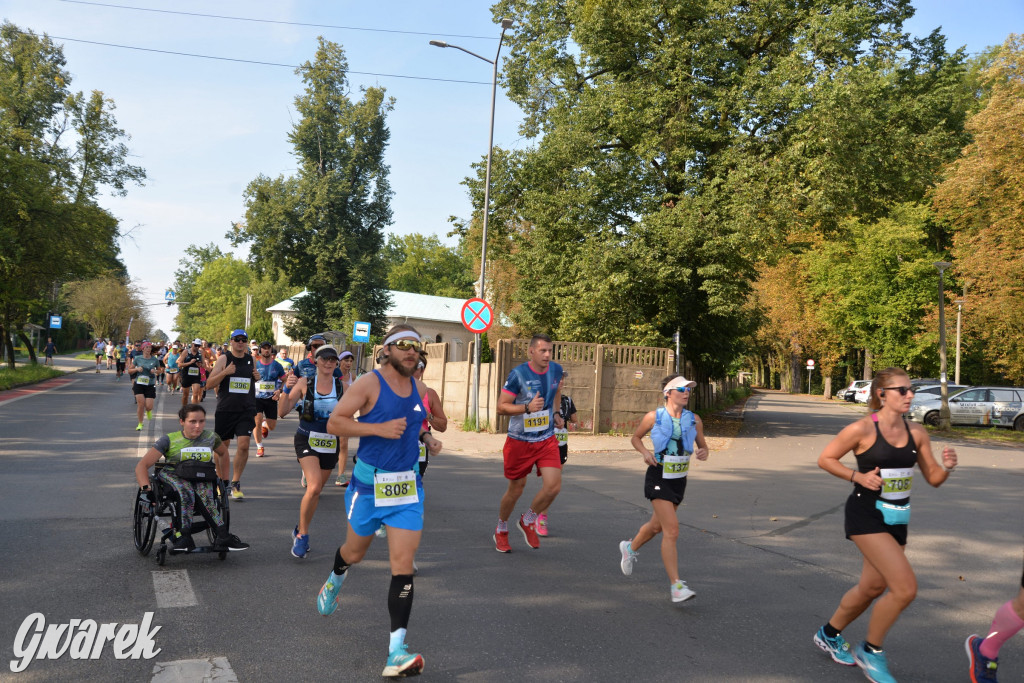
164,289,176,302
460,298,493,334
352,321,371,343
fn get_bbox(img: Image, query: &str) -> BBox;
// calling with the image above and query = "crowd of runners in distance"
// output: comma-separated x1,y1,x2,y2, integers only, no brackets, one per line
118,328,1021,682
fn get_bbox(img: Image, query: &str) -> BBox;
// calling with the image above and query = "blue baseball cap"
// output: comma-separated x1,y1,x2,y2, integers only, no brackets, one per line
230,329,248,339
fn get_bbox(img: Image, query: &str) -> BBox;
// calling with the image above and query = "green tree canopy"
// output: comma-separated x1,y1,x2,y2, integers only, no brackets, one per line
384,233,475,298
231,37,394,342
465,1,968,377
933,35,1024,383
0,22,144,366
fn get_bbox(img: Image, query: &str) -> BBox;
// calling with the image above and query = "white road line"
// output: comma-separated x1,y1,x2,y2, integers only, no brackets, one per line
151,657,238,682
151,569,198,608
0,378,81,407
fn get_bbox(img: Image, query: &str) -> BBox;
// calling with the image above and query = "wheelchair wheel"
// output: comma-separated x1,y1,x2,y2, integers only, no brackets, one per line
133,488,157,555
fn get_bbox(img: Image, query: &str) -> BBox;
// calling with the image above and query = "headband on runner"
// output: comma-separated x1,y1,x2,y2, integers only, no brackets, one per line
384,331,420,346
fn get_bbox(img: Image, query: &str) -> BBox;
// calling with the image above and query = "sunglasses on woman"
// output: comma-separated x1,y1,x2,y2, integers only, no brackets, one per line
390,339,422,352
881,386,915,396
670,387,691,394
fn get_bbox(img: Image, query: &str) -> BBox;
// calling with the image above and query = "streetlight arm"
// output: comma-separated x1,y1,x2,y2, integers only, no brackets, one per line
431,41,494,65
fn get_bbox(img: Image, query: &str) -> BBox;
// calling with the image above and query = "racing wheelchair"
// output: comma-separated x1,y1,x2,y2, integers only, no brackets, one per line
133,463,232,565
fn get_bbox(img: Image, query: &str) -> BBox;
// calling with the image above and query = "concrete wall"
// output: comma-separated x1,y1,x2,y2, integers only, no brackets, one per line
354,338,743,434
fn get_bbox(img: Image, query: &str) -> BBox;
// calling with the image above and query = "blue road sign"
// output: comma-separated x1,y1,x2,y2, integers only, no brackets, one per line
352,321,371,343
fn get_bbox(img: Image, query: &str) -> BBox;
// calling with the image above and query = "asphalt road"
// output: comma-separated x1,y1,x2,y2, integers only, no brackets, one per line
1,364,1021,682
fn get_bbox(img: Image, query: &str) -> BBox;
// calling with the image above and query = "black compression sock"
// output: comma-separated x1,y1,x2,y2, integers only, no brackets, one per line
333,549,350,575
388,574,414,632
823,623,840,639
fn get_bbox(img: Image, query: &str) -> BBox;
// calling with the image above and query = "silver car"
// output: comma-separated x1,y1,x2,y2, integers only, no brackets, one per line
908,386,1024,430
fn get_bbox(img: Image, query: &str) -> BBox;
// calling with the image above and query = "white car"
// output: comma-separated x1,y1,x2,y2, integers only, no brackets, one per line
907,386,1024,430
838,380,870,401
853,383,872,404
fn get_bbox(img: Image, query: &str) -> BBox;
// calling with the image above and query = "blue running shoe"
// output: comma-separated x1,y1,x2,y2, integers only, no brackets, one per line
814,626,856,666
382,643,424,677
965,633,999,683
853,642,897,683
317,571,345,616
291,525,311,554
291,530,309,558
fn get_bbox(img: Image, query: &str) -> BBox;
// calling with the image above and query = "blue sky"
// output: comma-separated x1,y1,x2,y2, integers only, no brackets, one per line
3,0,1020,337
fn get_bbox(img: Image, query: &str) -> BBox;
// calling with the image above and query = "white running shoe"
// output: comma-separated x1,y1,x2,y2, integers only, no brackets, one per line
619,540,638,576
671,580,696,603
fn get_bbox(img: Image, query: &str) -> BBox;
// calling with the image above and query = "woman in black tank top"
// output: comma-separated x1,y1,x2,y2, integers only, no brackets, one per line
812,368,958,681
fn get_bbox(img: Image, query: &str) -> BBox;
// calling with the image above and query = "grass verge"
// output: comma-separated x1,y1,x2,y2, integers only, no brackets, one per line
0,364,65,391
460,415,492,432
925,424,1024,445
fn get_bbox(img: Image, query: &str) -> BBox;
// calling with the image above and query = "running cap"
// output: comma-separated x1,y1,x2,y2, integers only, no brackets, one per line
308,333,326,343
663,376,697,395
339,351,354,360
140,341,152,349
315,344,339,360
259,341,273,349
230,328,247,338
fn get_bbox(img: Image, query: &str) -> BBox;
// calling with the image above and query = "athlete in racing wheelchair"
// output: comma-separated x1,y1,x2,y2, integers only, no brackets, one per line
134,403,249,563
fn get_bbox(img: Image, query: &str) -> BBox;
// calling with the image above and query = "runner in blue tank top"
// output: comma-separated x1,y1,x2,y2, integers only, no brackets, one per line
314,325,441,678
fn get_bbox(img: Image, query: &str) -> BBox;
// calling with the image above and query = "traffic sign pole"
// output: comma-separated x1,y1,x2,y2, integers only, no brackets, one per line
460,299,494,429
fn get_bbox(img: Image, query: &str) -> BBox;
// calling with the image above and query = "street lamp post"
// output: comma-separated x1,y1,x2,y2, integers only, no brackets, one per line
954,297,964,386
431,18,513,430
934,261,952,430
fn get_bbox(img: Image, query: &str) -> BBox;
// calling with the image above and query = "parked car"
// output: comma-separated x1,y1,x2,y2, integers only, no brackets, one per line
910,383,970,400
907,386,1024,430
838,380,871,402
853,382,872,403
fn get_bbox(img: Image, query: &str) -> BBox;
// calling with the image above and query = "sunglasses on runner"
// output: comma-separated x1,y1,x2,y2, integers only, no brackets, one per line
670,387,691,394
881,386,914,396
232,336,248,342
389,339,422,352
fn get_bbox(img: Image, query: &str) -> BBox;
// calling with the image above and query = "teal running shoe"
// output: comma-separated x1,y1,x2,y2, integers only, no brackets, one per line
814,626,856,666
853,642,897,683
382,643,424,677
317,571,345,616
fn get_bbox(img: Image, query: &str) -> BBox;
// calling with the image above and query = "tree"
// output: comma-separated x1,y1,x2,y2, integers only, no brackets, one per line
232,37,394,341
64,275,150,340
383,233,475,298
933,35,1024,383
0,22,144,367
171,243,225,340
180,255,298,344
470,1,968,377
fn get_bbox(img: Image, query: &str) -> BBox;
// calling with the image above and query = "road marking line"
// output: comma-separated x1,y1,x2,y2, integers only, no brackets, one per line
152,569,198,608
0,378,81,407
151,657,238,682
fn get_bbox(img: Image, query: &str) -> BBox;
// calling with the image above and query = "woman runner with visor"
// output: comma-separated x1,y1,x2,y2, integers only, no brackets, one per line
618,374,709,603
813,367,957,683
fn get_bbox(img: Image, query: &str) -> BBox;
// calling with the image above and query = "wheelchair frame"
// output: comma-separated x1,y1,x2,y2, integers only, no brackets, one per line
132,464,231,565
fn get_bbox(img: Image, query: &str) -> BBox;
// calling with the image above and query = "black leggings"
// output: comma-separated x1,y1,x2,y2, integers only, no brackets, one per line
157,469,223,535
